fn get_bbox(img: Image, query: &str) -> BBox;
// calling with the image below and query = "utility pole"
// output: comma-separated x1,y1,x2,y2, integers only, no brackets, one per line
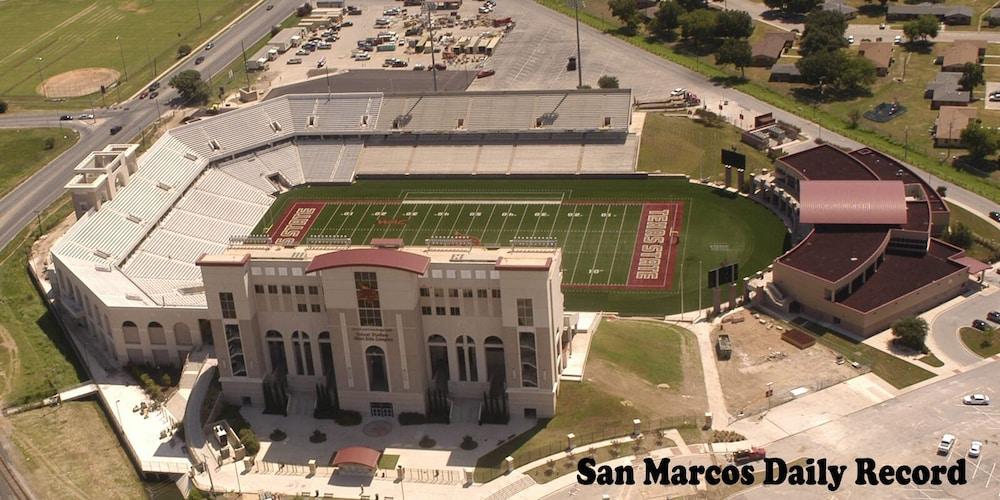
240,39,251,89
196,0,203,27
35,57,46,98
116,35,128,82
904,127,909,161
325,66,332,100
698,260,703,321
572,0,583,88
425,2,439,92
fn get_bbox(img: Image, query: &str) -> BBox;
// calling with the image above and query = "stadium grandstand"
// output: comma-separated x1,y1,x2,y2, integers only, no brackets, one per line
751,144,990,337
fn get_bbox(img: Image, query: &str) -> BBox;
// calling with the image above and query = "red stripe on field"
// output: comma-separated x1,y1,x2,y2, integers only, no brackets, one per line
626,202,684,289
269,201,327,245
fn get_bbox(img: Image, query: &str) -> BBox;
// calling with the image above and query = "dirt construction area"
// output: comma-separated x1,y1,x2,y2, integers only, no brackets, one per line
713,310,861,417
39,67,119,98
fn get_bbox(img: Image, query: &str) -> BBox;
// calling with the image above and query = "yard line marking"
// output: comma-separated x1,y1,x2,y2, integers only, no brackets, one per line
333,203,357,238
347,204,374,242
464,203,482,235
528,202,546,237
445,202,465,237
316,203,341,236
359,204,388,245
480,204,498,244
495,203,515,244
429,202,450,237
412,203,435,243
586,205,613,285
511,203,531,240
560,203,580,279
546,203,563,237
379,202,406,239
605,204,631,286
568,205,595,284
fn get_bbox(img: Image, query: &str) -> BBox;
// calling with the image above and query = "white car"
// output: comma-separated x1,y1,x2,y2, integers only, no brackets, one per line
846,35,854,44
938,434,956,455
77,113,95,120
970,441,983,458
354,52,371,61
670,87,686,96
894,35,903,44
964,394,991,405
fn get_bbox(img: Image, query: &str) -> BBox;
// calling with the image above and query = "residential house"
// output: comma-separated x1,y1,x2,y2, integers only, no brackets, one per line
939,41,985,72
823,0,858,19
751,32,796,67
887,3,973,25
769,63,803,82
934,106,977,147
925,72,971,109
858,42,893,76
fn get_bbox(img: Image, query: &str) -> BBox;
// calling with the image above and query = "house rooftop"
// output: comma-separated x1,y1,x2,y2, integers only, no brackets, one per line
935,106,977,141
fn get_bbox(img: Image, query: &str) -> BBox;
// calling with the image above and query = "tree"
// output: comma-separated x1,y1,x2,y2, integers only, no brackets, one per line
43,137,55,150
680,9,719,43
959,62,984,91
648,0,684,38
946,222,974,248
609,0,644,34
847,109,861,129
597,75,620,88
797,50,876,93
799,11,848,56
177,44,192,59
169,69,210,104
296,2,313,17
960,120,999,161
835,53,877,93
891,317,929,353
715,38,752,76
902,14,939,42
715,10,754,39
797,49,842,86
0,100,6,114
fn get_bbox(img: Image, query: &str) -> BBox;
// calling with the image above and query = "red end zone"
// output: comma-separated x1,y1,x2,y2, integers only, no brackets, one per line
269,201,326,245
627,202,684,289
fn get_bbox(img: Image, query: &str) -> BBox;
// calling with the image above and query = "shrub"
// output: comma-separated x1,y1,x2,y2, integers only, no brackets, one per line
398,412,427,425
296,2,313,17
419,435,436,448
271,24,281,37
270,428,287,441
187,489,206,500
597,75,619,89
238,428,260,456
160,373,173,387
936,185,947,197
334,409,362,426
43,137,55,150
0,100,7,113
309,430,327,443
460,435,478,450
177,44,192,58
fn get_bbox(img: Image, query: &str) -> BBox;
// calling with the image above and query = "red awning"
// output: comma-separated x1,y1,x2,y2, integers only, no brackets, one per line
305,248,430,275
799,180,907,225
330,446,381,469
952,256,993,274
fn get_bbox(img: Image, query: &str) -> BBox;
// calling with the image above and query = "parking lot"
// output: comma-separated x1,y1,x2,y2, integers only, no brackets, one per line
257,0,511,89
741,361,1000,499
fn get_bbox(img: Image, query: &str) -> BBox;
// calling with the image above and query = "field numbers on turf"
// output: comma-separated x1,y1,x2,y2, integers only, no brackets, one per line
588,269,603,274
372,211,387,216
404,211,418,216
469,212,482,216
502,212,517,217
533,212,549,217
435,211,450,216
341,211,354,216
567,212,582,217
600,212,614,218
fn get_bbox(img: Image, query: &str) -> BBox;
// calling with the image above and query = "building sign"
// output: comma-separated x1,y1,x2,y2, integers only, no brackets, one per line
269,201,326,245
353,329,394,342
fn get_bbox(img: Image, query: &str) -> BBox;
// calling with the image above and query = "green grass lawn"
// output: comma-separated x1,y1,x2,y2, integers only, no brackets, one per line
947,201,1000,262
258,178,788,315
0,197,86,405
793,318,936,389
534,0,1000,204
590,319,686,385
0,128,78,199
0,0,255,111
637,114,773,181
960,326,1000,357
918,352,945,367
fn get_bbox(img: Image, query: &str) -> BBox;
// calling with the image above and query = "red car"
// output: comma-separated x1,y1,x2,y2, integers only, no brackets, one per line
476,69,495,78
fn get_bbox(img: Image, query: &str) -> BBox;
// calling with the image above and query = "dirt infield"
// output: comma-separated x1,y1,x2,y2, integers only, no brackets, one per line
38,67,120,98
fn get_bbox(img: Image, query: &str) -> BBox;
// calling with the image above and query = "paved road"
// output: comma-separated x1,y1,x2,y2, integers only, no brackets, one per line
931,287,1000,367
475,0,1000,219
0,0,301,248
739,360,1000,499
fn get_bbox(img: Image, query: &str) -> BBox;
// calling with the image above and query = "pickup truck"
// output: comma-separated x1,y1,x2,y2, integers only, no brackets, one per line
938,434,956,455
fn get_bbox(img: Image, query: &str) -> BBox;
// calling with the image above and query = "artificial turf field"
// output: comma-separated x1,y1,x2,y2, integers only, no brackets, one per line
256,178,788,315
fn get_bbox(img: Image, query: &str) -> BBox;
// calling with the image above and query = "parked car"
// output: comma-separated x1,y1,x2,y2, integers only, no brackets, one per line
346,5,362,15
970,441,983,458
990,93,1000,102
964,394,991,405
59,115,74,121
476,69,495,78
295,49,310,55
266,4,274,10
286,57,303,64
354,52,371,61
205,42,214,50
149,82,160,91
109,125,123,135
846,35,854,44
413,63,426,71
341,20,354,27
991,211,1000,222
938,434,956,455
317,57,326,68
139,91,149,99
434,62,446,70
988,311,1000,323
670,87,687,96
894,35,903,44
148,91,158,99
879,23,886,29
195,56,205,65
77,113,94,120
973,319,990,331
566,56,576,71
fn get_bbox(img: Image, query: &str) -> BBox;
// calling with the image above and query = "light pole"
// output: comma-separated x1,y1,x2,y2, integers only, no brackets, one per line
424,2,439,92
572,0,583,89
115,35,128,82
35,57,46,98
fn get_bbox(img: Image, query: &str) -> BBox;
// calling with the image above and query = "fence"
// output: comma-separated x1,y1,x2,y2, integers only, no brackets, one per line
729,374,868,422
402,466,465,485
473,415,702,483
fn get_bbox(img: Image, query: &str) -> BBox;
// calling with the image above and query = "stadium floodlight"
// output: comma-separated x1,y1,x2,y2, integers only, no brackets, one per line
568,0,584,89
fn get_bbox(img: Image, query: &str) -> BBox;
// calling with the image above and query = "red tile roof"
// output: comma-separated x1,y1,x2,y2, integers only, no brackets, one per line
799,180,907,225
306,248,430,274
330,446,380,469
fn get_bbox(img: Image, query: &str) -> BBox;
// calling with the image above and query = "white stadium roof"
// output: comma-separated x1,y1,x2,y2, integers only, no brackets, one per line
52,89,638,308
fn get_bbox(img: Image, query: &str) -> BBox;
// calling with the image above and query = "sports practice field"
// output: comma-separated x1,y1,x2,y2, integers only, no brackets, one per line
0,0,253,110
256,178,788,315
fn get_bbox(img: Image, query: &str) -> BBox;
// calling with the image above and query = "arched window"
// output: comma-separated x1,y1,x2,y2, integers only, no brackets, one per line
148,322,166,345
455,335,478,382
519,332,538,388
484,336,506,390
266,330,287,374
174,323,192,345
317,331,334,377
366,346,389,392
291,331,314,376
427,335,449,384
122,321,140,345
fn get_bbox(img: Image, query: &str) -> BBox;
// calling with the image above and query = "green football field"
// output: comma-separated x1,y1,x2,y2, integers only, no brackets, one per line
256,178,788,315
